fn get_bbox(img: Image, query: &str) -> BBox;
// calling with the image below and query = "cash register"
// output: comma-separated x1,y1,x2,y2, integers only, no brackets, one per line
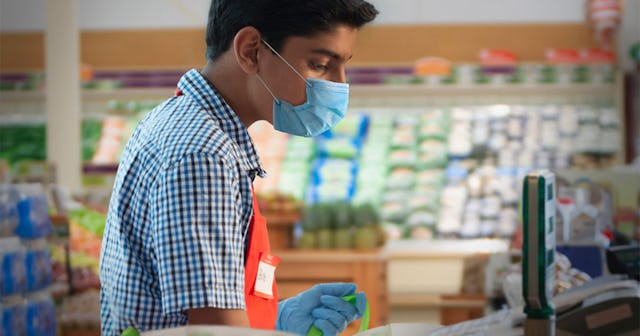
361,171,640,336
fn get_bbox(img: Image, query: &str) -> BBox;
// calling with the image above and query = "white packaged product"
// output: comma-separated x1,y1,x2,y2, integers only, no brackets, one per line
540,120,559,150
558,105,579,136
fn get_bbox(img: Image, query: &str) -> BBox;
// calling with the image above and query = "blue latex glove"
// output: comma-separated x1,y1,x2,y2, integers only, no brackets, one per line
276,283,366,336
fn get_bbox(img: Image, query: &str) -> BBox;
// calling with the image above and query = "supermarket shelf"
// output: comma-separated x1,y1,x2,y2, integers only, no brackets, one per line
349,82,615,99
0,83,614,103
0,87,175,102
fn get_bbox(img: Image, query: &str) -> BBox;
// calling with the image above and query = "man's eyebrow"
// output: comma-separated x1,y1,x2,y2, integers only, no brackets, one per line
311,48,352,62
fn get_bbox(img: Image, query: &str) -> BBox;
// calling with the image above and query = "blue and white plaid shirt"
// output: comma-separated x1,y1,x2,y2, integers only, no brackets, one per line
99,69,266,335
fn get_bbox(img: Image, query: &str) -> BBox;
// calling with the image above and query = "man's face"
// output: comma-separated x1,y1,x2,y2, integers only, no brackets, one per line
255,24,358,123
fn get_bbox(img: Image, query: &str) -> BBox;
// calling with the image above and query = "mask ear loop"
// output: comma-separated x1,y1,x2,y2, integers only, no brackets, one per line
255,74,281,105
261,39,312,88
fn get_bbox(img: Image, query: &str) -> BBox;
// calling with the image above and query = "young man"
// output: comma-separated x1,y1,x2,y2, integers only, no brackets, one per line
99,1,378,335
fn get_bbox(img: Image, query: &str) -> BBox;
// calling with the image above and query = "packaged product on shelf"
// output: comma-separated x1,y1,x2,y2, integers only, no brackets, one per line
437,185,468,236
0,294,27,336
284,137,316,161
25,290,56,336
416,144,448,169
380,200,408,224
558,105,579,136
388,149,417,168
407,218,436,239
1,238,27,296
385,167,415,190
415,169,446,188
15,184,51,239
408,190,441,213
479,219,498,237
479,196,502,219
317,137,360,159
447,123,472,158
390,128,417,149
23,239,52,292
0,185,19,237
327,113,368,139
498,207,519,237
598,107,620,153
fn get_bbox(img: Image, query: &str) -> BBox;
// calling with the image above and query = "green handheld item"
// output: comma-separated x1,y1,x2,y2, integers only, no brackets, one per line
307,293,370,336
121,327,140,336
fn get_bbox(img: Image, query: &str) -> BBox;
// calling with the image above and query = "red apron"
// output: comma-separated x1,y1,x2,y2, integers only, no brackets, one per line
175,89,278,328
244,190,279,329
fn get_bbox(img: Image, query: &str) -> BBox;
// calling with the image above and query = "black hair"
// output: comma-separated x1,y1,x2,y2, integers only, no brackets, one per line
205,0,378,61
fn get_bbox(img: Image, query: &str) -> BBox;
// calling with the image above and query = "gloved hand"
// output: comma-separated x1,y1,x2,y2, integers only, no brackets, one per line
276,282,366,336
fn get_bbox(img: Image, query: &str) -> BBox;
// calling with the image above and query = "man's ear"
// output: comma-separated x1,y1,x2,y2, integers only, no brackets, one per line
233,26,262,75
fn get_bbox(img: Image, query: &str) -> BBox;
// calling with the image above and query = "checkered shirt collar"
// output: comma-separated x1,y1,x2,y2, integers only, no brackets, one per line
177,69,266,178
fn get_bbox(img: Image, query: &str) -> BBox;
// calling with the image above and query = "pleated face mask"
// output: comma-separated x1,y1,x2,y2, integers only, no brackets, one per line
256,39,349,137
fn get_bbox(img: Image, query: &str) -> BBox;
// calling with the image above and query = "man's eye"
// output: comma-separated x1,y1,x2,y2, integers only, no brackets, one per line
310,62,329,72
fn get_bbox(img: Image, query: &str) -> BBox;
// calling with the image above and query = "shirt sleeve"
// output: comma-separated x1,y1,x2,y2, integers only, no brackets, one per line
151,152,248,314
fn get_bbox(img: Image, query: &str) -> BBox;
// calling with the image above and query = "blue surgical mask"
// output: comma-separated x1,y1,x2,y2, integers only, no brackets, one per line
256,40,349,137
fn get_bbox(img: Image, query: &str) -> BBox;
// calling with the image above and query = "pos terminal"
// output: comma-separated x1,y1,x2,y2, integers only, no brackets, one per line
523,170,556,336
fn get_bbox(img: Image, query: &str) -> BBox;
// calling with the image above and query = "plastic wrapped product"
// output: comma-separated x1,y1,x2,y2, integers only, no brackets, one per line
507,115,525,139
25,291,57,336
409,224,435,239
447,125,472,157
539,119,559,151
327,113,368,139
419,122,448,141
451,108,473,122
460,218,481,239
24,239,53,292
408,191,441,213
421,109,447,123
289,138,316,157
419,139,446,153
1,238,27,296
385,168,415,190
480,196,502,219
390,129,417,149
1,295,27,336
558,105,579,136
497,207,519,237
480,219,498,237
578,106,599,124
575,123,601,153
445,163,469,186
382,190,411,204
15,184,52,239
472,121,491,147
437,211,463,236
383,222,405,240
380,201,408,223
388,149,417,168
395,114,419,127
0,185,19,238
415,169,446,187
541,105,559,121
317,137,359,159
315,158,355,183
407,210,437,228
417,150,448,170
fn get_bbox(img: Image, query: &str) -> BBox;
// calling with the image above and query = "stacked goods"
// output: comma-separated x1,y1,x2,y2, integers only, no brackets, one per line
353,114,393,206
0,184,56,336
307,113,368,203
297,201,384,250
278,137,315,201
